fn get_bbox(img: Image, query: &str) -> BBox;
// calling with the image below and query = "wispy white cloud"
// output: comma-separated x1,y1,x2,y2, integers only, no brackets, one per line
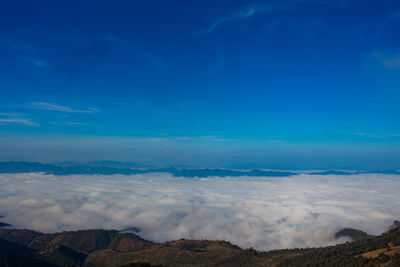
106,36,162,70
65,122,93,126
355,132,400,138
0,113,21,117
355,132,384,138
208,52,225,72
1,41,50,67
27,58,52,68
4,41,37,52
49,121,93,126
0,118,39,126
29,102,100,113
0,173,398,250
373,52,400,69
0,113,39,126
265,17,287,31
195,0,350,36
195,7,258,35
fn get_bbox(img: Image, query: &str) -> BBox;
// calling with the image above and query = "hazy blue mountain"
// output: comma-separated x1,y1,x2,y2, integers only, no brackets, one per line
309,169,400,175
169,168,295,177
0,162,398,178
0,162,296,177
365,170,400,175
56,160,157,169
308,170,359,175
0,161,146,176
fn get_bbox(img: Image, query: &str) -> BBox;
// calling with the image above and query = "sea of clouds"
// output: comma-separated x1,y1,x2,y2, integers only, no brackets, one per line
0,172,399,250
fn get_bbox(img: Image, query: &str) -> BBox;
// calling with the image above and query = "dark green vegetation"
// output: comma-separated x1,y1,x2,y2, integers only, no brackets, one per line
273,227,400,266
0,238,56,267
1,227,400,266
390,221,400,230
335,228,372,241
1,161,399,177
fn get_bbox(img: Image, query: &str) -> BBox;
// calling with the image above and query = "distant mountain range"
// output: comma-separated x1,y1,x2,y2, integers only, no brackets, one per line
0,161,296,177
56,160,157,169
0,161,399,177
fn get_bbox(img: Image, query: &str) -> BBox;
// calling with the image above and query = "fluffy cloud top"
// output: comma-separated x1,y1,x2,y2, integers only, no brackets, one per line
0,173,399,250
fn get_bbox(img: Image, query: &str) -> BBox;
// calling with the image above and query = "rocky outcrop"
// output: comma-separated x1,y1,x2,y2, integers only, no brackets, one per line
389,220,400,230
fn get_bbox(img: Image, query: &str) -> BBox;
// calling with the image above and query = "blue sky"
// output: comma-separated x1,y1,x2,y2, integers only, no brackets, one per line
0,0,400,169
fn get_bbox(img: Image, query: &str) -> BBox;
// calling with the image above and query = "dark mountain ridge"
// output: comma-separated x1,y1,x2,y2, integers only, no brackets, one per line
335,228,372,241
1,224,400,266
0,222,10,228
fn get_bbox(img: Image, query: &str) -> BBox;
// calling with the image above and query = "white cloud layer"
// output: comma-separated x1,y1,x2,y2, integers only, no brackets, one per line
0,173,399,250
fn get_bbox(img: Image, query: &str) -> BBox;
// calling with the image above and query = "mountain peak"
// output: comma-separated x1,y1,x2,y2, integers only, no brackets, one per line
389,220,400,230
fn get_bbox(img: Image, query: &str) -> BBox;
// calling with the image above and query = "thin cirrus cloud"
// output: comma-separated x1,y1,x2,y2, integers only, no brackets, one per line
29,102,100,114
194,0,307,35
373,52,400,69
0,113,39,126
27,58,53,68
5,41,37,52
49,121,93,126
105,36,162,70
195,7,258,35
195,0,351,36
0,118,39,126
355,132,400,138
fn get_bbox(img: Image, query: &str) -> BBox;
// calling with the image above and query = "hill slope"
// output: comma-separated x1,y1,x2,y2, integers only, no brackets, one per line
0,227,400,266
